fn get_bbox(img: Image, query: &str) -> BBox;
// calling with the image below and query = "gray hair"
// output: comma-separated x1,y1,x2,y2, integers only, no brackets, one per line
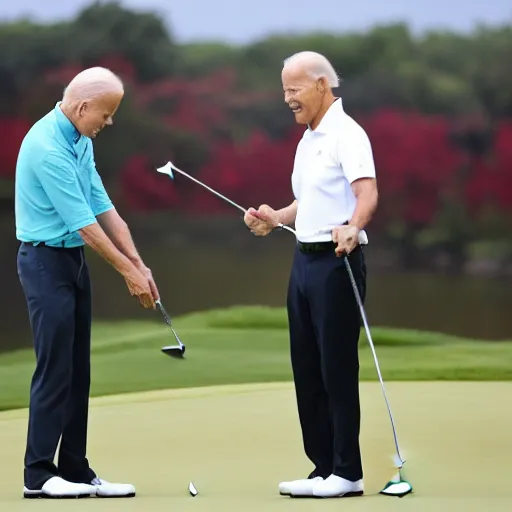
283,51,340,88
63,67,124,102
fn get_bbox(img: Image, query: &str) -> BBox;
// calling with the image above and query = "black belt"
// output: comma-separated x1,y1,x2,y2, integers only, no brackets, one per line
297,241,337,253
24,241,77,249
297,241,363,254
297,221,352,253
26,241,61,247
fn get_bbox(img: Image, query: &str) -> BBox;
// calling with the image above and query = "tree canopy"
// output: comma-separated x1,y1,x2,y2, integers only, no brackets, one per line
1,2,511,270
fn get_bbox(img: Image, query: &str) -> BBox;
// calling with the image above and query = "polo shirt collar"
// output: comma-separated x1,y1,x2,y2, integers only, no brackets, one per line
308,97,344,134
54,102,81,145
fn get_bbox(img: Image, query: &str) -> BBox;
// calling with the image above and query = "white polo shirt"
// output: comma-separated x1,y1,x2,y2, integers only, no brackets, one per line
291,98,376,243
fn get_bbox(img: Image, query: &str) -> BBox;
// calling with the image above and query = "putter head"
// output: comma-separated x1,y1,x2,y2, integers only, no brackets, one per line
161,344,185,359
156,161,175,179
155,300,186,359
380,471,413,498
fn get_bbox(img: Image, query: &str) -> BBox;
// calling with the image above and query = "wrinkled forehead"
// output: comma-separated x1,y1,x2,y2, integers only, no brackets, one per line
281,65,315,89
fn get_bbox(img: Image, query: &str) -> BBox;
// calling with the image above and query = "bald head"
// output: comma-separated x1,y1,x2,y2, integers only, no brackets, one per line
283,51,340,88
60,67,124,139
63,67,124,103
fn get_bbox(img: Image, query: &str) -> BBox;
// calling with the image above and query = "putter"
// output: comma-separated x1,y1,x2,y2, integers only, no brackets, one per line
156,299,186,358
343,257,413,497
156,160,411,495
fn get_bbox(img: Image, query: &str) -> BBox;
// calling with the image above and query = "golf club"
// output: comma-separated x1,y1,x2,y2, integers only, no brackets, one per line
343,258,413,497
156,161,296,235
156,161,368,243
156,159,412,496
156,299,186,358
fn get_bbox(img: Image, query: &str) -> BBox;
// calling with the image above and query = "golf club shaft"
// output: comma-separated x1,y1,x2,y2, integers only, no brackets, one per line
343,256,405,467
156,300,184,347
169,164,294,234
156,299,172,327
172,166,248,215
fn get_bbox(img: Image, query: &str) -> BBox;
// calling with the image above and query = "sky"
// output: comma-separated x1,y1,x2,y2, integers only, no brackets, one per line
1,0,511,43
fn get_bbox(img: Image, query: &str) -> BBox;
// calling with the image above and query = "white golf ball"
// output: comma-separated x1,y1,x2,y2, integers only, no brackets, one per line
189,481,198,497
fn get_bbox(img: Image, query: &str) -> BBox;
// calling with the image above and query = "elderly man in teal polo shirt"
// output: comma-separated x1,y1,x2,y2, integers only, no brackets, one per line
15,67,158,499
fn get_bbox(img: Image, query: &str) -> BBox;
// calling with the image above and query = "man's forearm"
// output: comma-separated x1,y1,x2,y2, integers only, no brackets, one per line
276,200,298,226
97,209,143,266
79,222,137,277
349,187,378,230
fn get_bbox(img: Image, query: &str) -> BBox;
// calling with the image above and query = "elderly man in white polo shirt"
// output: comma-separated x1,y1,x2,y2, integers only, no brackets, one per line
244,51,378,499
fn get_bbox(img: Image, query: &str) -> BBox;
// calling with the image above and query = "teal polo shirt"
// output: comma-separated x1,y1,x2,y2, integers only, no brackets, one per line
15,102,114,248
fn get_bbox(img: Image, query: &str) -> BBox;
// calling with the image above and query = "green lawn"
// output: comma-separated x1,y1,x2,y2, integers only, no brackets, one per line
1,306,511,411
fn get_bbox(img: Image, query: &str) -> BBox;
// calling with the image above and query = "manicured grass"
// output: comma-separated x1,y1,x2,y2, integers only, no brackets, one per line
1,306,511,411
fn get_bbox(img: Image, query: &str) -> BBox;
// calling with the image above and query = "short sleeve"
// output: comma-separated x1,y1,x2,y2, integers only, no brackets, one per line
336,131,376,184
36,151,97,232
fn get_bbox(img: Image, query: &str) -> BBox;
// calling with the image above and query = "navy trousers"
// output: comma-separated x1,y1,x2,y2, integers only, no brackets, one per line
17,242,97,490
286,243,366,482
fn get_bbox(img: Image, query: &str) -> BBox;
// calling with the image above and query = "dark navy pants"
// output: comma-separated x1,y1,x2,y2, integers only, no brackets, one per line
286,242,366,482
17,242,97,490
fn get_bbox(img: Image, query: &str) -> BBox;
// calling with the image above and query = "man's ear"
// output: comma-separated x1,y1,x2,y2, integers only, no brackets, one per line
78,100,88,118
316,77,327,94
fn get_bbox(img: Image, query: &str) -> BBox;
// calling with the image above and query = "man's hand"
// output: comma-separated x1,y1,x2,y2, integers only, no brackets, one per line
332,224,361,257
135,262,160,303
244,204,279,236
123,267,156,309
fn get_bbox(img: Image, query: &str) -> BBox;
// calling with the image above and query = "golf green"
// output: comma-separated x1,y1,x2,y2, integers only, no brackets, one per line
1,382,511,511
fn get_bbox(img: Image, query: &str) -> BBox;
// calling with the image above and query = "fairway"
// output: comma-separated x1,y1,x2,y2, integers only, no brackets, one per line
1,381,511,512
2,306,512,411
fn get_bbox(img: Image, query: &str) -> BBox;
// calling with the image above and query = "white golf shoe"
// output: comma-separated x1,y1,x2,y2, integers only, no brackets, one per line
23,476,96,499
279,476,323,497
312,474,364,498
91,477,136,498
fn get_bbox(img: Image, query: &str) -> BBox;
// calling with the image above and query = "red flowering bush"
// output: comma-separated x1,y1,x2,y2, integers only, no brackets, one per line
2,60,512,240
360,109,465,227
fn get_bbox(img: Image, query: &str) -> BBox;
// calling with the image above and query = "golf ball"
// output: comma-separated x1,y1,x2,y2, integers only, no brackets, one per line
189,481,198,497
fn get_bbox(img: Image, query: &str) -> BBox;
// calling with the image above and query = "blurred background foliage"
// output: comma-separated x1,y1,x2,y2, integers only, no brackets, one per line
1,2,512,347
